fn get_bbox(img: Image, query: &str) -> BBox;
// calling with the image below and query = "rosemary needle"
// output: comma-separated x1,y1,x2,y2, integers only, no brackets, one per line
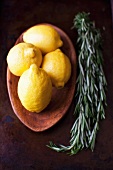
47,12,107,155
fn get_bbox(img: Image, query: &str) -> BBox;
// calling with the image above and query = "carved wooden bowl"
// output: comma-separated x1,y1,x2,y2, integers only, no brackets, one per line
7,24,77,132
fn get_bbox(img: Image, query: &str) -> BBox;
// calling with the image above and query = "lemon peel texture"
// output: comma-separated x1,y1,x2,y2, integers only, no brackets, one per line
18,64,52,113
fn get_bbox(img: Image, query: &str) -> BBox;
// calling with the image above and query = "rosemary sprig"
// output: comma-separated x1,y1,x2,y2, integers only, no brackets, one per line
47,12,107,155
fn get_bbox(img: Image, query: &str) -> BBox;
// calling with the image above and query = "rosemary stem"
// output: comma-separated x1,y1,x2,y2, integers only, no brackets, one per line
47,12,107,155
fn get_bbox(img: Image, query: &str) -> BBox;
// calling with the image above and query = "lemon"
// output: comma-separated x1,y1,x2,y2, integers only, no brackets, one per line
42,49,71,88
7,42,42,76
18,64,52,113
23,25,63,54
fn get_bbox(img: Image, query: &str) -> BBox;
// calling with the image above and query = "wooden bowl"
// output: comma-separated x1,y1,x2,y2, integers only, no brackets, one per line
7,23,77,132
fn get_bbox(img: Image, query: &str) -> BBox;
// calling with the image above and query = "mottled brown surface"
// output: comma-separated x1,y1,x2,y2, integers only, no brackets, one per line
0,0,113,170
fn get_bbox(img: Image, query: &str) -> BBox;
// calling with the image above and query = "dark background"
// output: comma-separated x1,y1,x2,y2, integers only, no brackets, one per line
0,0,113,169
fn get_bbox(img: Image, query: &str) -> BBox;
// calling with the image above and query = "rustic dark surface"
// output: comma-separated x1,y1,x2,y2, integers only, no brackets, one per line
0,0,113,169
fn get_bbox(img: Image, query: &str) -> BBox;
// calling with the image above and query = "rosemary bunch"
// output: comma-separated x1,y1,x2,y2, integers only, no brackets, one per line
47,12,107,155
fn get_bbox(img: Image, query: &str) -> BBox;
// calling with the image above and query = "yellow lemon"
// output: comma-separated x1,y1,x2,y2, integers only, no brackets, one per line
42,49,71,88
7,42,42,76
23,25,63,54
18,64,52,113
